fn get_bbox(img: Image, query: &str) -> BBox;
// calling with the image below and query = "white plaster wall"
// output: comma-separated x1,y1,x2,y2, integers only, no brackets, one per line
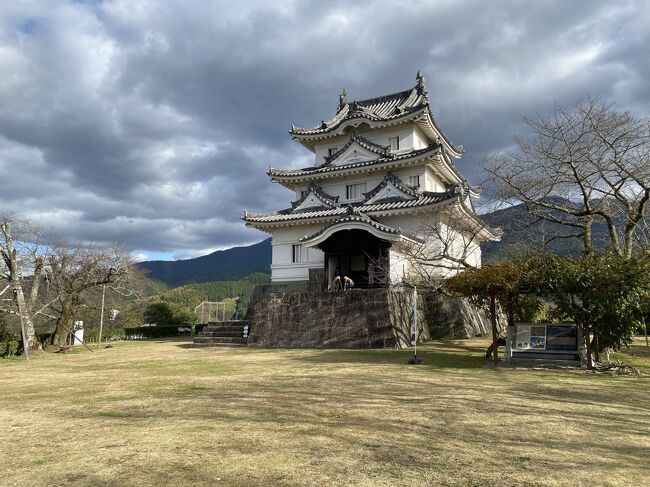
424,166,445,192
271,225,325,282
378,212,484,279
413,127,429,149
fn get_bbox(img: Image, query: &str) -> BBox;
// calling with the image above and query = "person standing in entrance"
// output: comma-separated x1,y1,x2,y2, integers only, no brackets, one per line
367,263,375,286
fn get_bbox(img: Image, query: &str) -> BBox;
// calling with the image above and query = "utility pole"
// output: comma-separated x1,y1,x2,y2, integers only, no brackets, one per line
97,284,106,349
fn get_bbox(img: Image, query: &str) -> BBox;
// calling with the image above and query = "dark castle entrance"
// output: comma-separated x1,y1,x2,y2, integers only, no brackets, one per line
317,229,391,289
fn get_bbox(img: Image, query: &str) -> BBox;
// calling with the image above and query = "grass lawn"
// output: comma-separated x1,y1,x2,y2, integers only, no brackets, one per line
0,338,648,487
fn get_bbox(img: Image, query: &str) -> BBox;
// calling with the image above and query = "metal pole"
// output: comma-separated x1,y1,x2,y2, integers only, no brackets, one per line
408,286,421,364
413,285,417,360
98,284,106,349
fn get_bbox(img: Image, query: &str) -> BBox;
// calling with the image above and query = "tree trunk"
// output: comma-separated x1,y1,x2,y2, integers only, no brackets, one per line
6,247,37,349
11,284,37,349
52,308,74,348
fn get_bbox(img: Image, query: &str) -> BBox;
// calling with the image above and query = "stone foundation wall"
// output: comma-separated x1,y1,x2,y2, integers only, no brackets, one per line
247,288,428,348
246,285,501,348
425,294,502,339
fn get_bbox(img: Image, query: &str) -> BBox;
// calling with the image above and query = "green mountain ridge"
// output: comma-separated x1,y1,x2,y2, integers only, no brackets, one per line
137,238,271,287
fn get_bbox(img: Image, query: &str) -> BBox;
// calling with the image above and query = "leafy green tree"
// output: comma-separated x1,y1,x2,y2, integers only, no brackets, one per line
143,302,194,327
144,302,175,326
529,253,650,367
445,259,534,362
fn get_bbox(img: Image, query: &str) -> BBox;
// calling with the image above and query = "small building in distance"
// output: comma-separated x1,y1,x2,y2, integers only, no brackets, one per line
244,72,500,289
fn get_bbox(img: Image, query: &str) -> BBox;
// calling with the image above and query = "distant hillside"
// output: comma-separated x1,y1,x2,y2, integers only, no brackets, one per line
138,238,271,287
103,273,272,328
481,202,611,262
157,273,271,314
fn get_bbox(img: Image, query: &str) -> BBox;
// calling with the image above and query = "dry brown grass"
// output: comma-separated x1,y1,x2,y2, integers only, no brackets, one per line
0,338,648,487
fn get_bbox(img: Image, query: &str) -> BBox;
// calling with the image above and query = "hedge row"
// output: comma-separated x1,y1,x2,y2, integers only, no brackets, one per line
123,325,192,339
84,325,200,342
84,328,127,342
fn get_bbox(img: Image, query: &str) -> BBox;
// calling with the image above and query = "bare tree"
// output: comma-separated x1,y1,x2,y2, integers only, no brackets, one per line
390,201,499,288
43,242,136,347
483,96,650,258
1,214,142,349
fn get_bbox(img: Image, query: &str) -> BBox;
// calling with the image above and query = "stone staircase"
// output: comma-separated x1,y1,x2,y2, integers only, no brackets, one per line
192,320,251,347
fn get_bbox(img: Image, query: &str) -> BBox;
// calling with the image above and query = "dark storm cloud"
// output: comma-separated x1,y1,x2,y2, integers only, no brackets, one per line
0,0,648,258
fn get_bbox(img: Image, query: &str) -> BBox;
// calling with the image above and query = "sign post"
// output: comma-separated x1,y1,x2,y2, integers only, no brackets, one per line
408,286,422,365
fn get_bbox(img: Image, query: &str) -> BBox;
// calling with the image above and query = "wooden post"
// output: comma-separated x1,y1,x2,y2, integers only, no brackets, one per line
584,323,593,370
490,294,498,364
593,328,600,363
644,317,648,348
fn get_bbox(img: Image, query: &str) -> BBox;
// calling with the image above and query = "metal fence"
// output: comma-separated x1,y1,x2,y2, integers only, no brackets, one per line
194,301,227,324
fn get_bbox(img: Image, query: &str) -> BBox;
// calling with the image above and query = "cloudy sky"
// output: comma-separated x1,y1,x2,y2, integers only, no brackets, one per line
0,0,648,260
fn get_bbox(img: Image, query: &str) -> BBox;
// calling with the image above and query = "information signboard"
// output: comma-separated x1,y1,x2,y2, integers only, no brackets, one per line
513,324,578,352
515,325,531,349
546,325,578,351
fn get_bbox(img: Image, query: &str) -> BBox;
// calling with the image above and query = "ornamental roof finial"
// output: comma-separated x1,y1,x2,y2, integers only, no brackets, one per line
339,88,348,111
416,70,428,98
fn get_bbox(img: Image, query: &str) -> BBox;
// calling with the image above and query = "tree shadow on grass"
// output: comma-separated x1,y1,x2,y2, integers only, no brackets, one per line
290,348,485,370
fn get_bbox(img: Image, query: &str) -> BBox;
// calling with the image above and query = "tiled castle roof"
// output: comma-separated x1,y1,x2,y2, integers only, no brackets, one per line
362,171,419,202
268,144,441,179
242,189,458,224
290,73,429,136
289,72,462,156
298,207,423,245
322,132,392,166
290,182,339,212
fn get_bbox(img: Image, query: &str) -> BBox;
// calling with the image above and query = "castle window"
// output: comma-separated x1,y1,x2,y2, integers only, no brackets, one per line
292,244,307,263
409,175,420,187
346,183,366,200
389,136,400,151
328,147,338,156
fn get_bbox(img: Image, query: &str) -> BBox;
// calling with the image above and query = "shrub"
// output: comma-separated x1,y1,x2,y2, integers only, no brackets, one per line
0,319,20,358
143,302,195,328
5,340,18,357
123,325,189,339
